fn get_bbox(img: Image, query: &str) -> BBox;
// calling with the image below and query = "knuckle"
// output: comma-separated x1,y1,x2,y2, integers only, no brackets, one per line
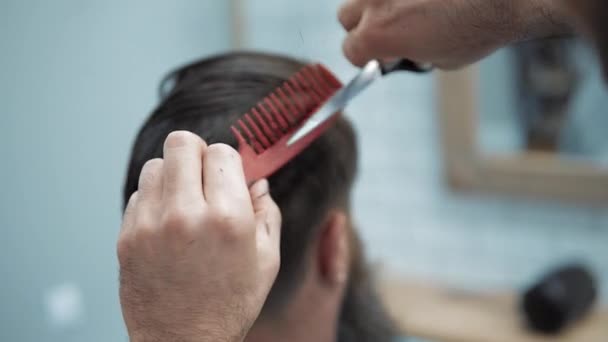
220,225,248,243
344,32,373,66
142,158,163,170
161,206,198,233
368,0,385,9
116,234,132,264
207,143,241,162
371,7,394,29
342,39,359,65
337,4,351,26
357,26,378,50
208,206,251,240
133,216,156,233
133,221,157,241
138,159,163,187
127,191,138,206
369,0,382,8
164,130,202,149
119,217,159,254
210,204,239,226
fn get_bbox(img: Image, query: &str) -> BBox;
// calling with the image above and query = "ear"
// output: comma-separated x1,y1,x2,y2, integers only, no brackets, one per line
316,210,350,287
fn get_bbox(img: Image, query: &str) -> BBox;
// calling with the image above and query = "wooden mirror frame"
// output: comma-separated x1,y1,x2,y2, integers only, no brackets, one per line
437,66,608,203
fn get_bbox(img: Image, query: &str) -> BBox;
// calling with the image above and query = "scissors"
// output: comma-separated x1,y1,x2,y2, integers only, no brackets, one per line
287,59,432,146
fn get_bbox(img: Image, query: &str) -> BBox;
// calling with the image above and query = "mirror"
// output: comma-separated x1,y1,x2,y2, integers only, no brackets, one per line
479,39,608,164
437,39,608,202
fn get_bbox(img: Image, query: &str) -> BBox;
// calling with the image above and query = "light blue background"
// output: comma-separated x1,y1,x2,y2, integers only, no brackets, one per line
1,1,231,341
1,1,606,341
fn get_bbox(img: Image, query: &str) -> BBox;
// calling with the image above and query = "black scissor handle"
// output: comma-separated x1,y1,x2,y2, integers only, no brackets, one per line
380,59,433,74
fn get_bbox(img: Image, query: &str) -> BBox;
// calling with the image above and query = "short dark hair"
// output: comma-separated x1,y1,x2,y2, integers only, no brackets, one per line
123,52,397,341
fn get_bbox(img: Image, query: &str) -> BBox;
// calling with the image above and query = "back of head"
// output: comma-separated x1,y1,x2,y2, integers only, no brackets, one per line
123,52,397,341
124,51,357,311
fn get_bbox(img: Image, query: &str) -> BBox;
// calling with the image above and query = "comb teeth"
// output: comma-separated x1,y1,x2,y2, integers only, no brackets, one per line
231,64,341,154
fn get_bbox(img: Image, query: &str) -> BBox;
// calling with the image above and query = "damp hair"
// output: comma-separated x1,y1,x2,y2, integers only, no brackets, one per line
123,51,398,341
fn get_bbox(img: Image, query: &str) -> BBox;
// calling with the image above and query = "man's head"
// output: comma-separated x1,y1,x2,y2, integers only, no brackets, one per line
558,0,608,79
124,52,396,342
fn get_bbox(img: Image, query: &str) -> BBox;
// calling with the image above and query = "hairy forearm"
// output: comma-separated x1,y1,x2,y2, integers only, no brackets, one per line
127,322,248,342
513,0,574,42
131,331,239,342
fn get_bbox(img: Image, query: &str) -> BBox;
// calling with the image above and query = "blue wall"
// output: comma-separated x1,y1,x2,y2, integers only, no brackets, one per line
0,1,230,341
1,1,606,341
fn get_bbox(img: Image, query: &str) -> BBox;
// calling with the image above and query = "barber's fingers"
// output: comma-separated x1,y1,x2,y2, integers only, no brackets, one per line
162,131,207,206
121,192,138,232
136,158,164,216
250,179,282,249
342,13,403,67
138,159,164,201
343,27,378,67
203,143,252,212
338,0,363,32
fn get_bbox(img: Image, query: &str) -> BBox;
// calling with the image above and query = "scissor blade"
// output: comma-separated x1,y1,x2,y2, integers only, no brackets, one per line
286,90,346,146
287,61,382,146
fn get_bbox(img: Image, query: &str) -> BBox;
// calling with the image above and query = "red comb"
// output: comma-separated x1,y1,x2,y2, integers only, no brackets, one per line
231,63,342,183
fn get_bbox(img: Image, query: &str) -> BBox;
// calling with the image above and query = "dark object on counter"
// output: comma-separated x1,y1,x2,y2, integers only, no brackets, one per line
522,264,597,334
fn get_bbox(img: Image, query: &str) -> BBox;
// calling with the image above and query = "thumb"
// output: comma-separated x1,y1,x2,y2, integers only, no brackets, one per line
249,179,282,247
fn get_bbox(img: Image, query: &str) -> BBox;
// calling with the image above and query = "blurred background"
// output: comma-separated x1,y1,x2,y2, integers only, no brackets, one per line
1,1,606,341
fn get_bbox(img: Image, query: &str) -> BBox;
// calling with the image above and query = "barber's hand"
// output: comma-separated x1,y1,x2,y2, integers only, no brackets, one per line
338,0,569,69
117,131,281,342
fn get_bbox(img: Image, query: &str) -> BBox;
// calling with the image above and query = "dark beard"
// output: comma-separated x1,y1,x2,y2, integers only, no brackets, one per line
337,231,400,342
337,276,400,342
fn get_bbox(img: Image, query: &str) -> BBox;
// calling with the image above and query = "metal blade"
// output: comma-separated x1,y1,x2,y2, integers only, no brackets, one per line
287,60,383,146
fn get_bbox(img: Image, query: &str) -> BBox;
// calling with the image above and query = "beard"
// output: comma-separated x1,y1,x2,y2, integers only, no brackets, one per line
337,227,400,342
